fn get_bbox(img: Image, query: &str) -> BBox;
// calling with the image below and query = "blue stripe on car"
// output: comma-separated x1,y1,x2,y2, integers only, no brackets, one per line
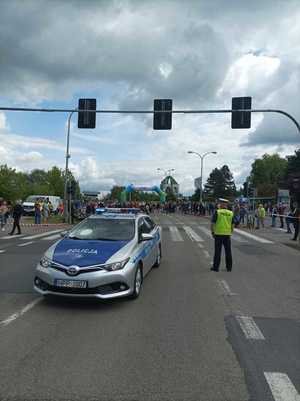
52,238,129,267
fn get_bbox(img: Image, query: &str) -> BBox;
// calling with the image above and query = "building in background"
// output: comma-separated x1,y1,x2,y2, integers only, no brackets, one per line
160,176,179,197
194,177,201,190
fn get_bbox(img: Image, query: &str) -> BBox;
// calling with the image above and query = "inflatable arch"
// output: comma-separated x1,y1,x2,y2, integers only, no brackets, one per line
120,184,166,203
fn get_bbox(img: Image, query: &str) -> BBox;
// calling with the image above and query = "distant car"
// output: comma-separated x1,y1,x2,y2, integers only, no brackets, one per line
34,208,162,300
22,195,62,215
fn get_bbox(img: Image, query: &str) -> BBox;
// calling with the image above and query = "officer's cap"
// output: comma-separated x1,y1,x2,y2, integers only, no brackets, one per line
218,198,229,203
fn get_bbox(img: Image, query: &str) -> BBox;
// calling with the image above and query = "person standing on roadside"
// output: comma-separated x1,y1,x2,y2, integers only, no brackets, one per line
256,204,266,229
43,198,50,224
9,200,23,235
271,205,277,227
291,203,300,241
211,198,234,272
278,203,285,229
34,199,42,224
0,200,8,231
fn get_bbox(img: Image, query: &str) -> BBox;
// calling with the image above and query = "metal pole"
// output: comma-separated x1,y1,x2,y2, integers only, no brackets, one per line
0,106,299,134
64,111,74,223
200,156,203,204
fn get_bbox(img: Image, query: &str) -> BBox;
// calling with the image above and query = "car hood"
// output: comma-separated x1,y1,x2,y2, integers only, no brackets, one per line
52,238,131,267
23,202,35,207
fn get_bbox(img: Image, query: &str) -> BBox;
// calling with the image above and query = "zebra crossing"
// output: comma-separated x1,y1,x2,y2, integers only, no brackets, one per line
0,229,64,253
164,224,274,245
0,224,275,255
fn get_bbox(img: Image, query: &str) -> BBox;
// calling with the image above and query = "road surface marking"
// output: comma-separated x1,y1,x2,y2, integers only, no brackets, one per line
183,226,204,242
275,228,286,232
42,233,61,241
0,298,42,328
203,250,210,258
0,249,5,253
198,226,212,236
198,226,248,243
234,229,274,244
22,229,63,240
264,372,300,401
169,226,184,242
218,279,237,296
197,243,204,249
18,241,35,247
1,234,25,240
236,315,265,340
231,233,248,243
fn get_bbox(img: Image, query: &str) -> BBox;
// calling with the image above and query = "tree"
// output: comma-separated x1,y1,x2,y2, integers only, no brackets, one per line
204,165,237,200
249,153,288,197
109,186,125,201
286,149,300,175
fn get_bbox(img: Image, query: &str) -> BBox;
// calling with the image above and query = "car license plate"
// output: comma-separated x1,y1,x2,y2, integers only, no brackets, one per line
54,279,87,289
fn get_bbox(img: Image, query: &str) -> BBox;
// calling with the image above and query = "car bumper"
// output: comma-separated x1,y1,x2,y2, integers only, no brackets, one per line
34,262,136,299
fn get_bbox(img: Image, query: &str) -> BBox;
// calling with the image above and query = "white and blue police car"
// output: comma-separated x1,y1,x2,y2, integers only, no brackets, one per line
34,209,162,300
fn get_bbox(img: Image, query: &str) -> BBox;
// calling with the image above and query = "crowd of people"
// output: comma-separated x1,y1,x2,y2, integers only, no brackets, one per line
1,197,299,241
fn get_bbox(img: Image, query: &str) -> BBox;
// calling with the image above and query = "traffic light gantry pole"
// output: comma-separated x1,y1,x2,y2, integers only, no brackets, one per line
0,106,299,133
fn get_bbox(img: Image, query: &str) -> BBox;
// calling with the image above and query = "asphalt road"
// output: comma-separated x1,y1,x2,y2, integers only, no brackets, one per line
0,214,299,401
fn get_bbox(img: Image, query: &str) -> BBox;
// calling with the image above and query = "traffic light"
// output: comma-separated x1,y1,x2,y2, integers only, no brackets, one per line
231,97,252,129
78,98,97,129
153,99,172,130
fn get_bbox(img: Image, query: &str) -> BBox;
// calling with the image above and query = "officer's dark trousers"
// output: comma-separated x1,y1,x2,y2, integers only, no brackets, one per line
10,218,21,235
213,235,232,271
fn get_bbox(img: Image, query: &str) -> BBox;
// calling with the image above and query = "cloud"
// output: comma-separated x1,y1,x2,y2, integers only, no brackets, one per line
16,151,43,163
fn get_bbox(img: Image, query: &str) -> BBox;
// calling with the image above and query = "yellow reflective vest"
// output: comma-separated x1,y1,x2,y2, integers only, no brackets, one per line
214,209,233,236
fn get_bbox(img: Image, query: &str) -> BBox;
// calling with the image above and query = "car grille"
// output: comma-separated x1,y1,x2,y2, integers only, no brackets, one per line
35,277,128,295
50,262,104,276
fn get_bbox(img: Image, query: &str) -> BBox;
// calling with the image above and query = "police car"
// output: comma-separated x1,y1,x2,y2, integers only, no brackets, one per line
34,208,162,300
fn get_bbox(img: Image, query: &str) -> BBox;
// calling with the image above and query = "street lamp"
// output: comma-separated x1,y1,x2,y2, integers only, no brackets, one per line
157,168,175,177
187,151,217,204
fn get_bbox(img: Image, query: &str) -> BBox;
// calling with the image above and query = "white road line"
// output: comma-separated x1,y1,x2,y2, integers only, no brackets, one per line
203,250,210,258
275,228,286,232
42,233,61,241
198,226,212,236
218,279,237,296
197,243,204,249
232,233,248,243
183,226,204,242
22,229,63,240
1,234,25,240
264,372,300,401
169,226,184,242
0,249,5,253
234,229,274,244
197,226,248,243
18,241,35,247
235,315,265,340
0,298,42,328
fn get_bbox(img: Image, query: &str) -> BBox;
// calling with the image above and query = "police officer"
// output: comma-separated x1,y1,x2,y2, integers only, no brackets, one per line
211,198,234,272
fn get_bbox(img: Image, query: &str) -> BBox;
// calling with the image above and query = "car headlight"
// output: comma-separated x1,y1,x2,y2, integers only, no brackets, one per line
40,256,52,268
102,258,130,271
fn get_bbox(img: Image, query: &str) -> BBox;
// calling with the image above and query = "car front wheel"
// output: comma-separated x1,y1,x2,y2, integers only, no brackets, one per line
153,243,162,268
129,265,143,300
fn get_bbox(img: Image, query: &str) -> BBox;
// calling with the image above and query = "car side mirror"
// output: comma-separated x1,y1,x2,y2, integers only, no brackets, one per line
140,233,154,242
60,230,69,238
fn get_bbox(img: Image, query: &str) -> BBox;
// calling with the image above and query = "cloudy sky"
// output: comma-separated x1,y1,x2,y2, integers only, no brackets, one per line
0,0,299,194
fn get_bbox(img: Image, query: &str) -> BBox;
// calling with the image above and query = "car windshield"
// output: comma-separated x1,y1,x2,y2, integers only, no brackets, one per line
68,218,135,241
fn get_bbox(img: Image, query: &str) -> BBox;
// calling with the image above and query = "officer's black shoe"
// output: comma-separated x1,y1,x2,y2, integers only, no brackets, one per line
210,268,219,272
227,268,232,272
